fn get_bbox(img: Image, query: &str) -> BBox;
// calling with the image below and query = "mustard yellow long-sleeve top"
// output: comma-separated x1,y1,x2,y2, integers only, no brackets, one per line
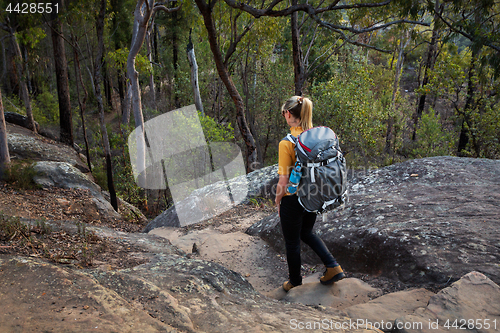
278,127,303,198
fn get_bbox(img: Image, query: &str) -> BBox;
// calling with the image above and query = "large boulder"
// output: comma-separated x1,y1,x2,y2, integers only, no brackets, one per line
144,164,278,231
394,271,500,333
4,111,40,132
33,161,121,220
7,122,90,173
344,288,436,331
247,157,500,286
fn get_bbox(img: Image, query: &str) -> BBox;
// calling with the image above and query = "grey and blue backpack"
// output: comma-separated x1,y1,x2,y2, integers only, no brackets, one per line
285,126,347,214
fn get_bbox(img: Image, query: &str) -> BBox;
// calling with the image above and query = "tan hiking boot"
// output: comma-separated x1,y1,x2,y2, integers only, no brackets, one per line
283,281,298,292
320,265,344,285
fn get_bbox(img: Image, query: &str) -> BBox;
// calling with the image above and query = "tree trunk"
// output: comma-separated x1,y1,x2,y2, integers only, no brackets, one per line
95,0,118,211
242,48,262,165
5,36,19,96
10,32,36,132
71,32,92,173
103,60,113,109
412,1,441,141
1,39,6,89
291,0,304,96
118,69,125,111
145,28,157,111
385,31,409,155
50,0,73,145
0,88,10,178
195,0,258,172
121,82,132,125
153,23,159,64
187,30,204,115
128,0,152,188
457,49,478,156
172,11,181,108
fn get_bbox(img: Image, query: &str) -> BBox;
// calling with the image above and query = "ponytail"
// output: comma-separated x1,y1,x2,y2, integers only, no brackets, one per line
299,97,313,130
281,96,313,130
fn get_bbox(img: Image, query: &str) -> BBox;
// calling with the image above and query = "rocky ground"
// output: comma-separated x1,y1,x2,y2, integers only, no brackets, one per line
0,182,384,332
0,180,399,297
0,182,149,268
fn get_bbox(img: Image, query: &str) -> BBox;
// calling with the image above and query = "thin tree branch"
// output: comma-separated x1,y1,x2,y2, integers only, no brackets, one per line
307,37,342,71
316,0,391,14
434,10,500,52
223,0,393,18
318,18,429,34
153,3,182,15
308,39,345,76
222,0,429,51
303,23,320,65
224,21,254,65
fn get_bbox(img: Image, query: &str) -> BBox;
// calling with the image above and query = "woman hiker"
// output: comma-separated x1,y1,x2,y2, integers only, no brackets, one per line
275,95,344,292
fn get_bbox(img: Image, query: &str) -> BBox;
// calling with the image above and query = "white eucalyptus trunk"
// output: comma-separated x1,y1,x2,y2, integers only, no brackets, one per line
127,0,152,188
146,28,157,111
187,38,204,115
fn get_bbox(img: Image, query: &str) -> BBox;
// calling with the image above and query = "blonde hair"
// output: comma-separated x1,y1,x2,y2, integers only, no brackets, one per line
281,96,313,130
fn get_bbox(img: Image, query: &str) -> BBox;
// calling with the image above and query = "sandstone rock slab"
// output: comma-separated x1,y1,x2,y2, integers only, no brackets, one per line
0,256,177,332
7,123,89,173
282,277,382,309
144,164,278,231
344,288,435,332
33,161,121,220
248,157,500,286
395,271,500,333
0,247,382,333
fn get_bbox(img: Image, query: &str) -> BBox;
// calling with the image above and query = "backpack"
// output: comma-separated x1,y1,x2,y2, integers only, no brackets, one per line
285,126,347,214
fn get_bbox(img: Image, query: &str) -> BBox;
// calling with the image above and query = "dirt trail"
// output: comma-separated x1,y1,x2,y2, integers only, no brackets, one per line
149,206,293,294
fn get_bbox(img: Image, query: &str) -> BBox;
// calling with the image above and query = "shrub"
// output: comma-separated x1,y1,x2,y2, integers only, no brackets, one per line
2,161,40,190
411,110,454,158
33,91,59,125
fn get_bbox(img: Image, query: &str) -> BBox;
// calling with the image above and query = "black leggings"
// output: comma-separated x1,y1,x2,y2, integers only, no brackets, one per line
280,195,338,286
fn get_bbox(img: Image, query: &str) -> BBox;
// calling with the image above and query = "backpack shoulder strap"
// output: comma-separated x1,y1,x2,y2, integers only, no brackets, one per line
282,134,300,166
284,134,298,145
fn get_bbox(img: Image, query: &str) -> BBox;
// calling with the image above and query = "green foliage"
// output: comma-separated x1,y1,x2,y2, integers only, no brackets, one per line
411,110,454,158
91,164,108,191
89,124,146,209
2,161,40,190
1,95,25,115
32,91,59,125
311,54,387,167
108,127,146,208
472,99,500,158
199,112,234,142
422,44,500,158
16,27,46,49
106,48,151,75
109,0,135,49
